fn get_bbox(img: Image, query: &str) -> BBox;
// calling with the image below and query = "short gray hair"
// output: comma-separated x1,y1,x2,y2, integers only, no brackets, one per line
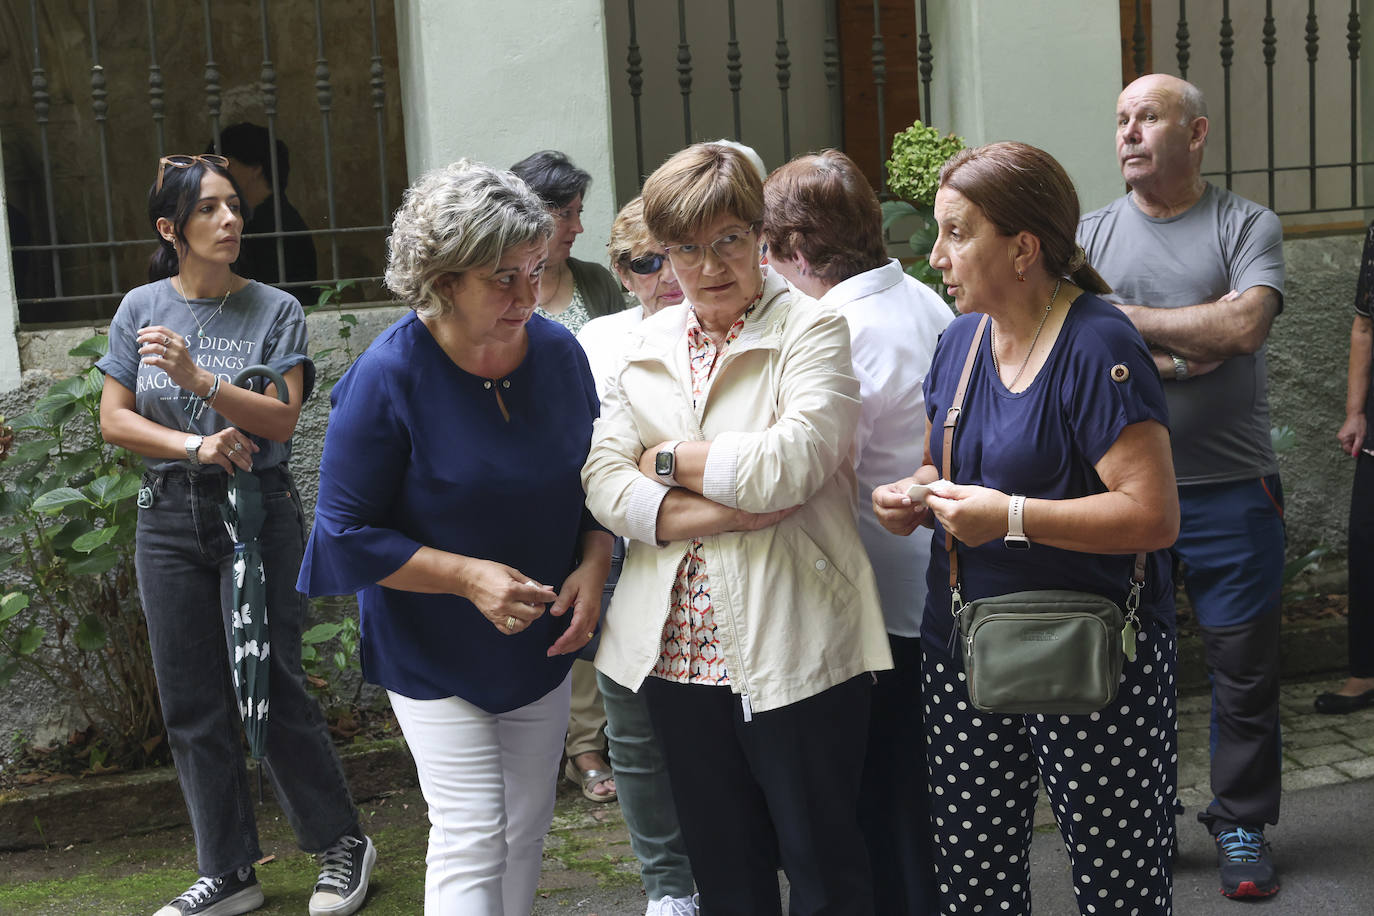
385,159,553,319
1178,81,1207,123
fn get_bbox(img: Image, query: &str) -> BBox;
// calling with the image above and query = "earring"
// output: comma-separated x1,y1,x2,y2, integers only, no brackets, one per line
1016,270,1026,282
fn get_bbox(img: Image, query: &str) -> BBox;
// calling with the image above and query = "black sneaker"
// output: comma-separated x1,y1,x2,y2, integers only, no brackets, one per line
1215,826,1280,899
153,866,264,915
309,832,376,916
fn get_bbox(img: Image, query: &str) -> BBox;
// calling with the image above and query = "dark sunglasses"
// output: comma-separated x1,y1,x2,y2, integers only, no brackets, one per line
155,154,229,193
625,252,667,275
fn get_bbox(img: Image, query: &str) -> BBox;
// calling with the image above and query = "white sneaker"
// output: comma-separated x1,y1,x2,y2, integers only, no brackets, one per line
645,893,699,916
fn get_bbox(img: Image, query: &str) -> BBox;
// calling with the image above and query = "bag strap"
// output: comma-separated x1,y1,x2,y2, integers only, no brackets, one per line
939,314,1147,613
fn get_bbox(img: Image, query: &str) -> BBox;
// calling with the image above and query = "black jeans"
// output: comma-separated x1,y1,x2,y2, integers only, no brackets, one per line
641,675,874,916
136,465,357,876
1348,452,1374,677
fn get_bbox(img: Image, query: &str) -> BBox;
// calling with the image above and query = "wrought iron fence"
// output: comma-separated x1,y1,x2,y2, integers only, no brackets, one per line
606,0,936,205
3,0,406,325
1127,0,1369,220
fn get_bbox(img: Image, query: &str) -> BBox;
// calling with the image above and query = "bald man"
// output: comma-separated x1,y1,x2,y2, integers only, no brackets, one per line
1079,73,1286,901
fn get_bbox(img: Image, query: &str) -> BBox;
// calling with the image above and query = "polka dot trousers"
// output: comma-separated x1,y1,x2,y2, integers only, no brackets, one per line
922,624,1178,915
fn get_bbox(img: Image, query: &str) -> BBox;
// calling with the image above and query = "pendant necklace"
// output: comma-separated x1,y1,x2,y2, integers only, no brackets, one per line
175,277,231,341
991,279,1062,390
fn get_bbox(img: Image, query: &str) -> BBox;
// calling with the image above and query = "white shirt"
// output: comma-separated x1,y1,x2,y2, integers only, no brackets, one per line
820,259,952,636
575,304,644,401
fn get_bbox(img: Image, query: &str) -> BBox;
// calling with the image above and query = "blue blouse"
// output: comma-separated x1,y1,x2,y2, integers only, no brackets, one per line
920,294,1175,651
297,312,603,711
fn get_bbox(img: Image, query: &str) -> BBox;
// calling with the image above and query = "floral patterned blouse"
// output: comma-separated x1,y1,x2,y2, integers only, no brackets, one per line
652,293,761,685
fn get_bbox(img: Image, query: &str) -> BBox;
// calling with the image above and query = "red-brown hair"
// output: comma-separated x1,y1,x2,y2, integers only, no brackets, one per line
762,150,888,284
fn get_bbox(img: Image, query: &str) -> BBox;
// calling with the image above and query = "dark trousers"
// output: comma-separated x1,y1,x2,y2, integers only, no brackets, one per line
856,635,937,916
1175,476,1286,832
1347,453,1374,677
641,675,874,916
136,466,358,876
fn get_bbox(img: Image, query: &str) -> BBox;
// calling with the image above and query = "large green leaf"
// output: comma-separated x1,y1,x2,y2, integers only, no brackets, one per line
31,487,90,514
302,622,343,644
8,438,58,465
68,549,121,576
53,451,101,479
72,525,120,553
74,615,108,650
0,554,20,574
0,592,29,623
881,199,918,232
16,624,44,655
0,521,30,539
87,473,141,507
51,518,95,551
68,335,110,359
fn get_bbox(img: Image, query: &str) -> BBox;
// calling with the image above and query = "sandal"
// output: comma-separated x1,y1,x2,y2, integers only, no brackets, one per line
564,757,617,803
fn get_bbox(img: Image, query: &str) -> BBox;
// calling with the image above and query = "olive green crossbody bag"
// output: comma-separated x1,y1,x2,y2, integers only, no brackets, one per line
942,315,1144,715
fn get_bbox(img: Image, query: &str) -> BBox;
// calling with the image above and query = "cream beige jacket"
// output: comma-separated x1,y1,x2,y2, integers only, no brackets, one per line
582,271,892,715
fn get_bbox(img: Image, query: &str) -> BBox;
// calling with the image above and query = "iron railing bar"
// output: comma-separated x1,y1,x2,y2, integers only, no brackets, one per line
918,0,933,126
823,1,840,147
369,0,389,221
1263,1,1276,208
1350,1,1361,209
627,0,645,179
257,0,287,284
29,0,62,297
204,0,222,151
727,0,742,139
313,0,342,281
87,0,120,294
1306,1,1319,210
775,0,791,161
1133,0,1147,77
12,224,393,255
18,275,388,308
1201,158,1374,178
676,0,692,145
1220,1,1234,190
146,0,165,156
871,0,887,194
1177,1,1190,77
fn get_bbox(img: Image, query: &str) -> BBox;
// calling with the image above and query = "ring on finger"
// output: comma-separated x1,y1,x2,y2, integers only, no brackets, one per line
230,442,243,453
162,335,171,347
504,615,519,630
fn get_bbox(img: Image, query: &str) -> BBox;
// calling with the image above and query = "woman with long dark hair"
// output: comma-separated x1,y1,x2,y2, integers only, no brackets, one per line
98,155,373,916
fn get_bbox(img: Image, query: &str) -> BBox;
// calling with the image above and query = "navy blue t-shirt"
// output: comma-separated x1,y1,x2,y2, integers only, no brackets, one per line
297,312,604,712
920,294,1175,651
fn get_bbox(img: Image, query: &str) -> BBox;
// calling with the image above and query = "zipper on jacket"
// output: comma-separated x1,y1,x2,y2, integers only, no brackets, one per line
741,693,753,723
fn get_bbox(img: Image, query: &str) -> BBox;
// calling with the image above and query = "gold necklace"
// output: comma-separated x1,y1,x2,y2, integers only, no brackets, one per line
991,279,1062,390
175,277,231,339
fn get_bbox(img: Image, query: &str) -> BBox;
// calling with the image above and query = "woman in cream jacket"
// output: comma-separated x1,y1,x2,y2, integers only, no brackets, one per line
581,142,890,916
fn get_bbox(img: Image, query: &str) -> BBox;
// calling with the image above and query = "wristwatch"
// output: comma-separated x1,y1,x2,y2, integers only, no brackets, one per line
184,434,204,465
1171,354,1189,381
654,440,683,487
1004,494,1030,550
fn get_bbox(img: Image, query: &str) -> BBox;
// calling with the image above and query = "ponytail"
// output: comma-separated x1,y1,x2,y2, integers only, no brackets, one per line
148,237,179,283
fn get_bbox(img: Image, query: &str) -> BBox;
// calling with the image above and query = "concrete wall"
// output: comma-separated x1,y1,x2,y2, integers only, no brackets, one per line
927,0,1125,212
392,0,617,268
0,133,17,390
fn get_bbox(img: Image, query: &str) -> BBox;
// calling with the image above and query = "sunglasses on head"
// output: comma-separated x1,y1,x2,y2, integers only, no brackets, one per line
626,252,667,275
155,154,229,193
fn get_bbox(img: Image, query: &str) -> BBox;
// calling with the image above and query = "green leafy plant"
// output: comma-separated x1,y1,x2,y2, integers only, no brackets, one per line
880,120,966,296
301,610,364,706
305,279,360,390
0,335,162,767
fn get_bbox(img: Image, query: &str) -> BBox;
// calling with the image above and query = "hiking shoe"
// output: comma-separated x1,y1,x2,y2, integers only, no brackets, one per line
309,832,376,916
153,866,264,915
646,893,699,915
1215,826,1279,899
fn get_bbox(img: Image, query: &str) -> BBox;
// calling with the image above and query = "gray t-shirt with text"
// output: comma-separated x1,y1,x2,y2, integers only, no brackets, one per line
97,278,315,471
1078,184,1285,485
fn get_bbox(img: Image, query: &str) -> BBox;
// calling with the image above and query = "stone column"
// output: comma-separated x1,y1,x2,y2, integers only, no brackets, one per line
926,0,1123,211
392,0,618,264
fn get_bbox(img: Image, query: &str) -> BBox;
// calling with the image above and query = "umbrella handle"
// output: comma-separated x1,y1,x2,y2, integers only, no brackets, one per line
231,364,291,405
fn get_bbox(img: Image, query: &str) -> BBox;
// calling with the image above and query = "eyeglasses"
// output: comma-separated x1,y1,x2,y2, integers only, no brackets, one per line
624,252,668,275
663,224,759,270
155,154,229,193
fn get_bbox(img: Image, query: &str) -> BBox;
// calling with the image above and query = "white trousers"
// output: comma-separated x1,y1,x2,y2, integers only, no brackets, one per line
388,674,571,916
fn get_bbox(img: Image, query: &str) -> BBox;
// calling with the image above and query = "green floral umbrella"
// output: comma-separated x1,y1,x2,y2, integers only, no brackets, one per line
221,365,289,759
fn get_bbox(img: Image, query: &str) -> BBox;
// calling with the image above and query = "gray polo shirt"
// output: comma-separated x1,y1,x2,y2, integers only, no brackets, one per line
1078,184,1285,486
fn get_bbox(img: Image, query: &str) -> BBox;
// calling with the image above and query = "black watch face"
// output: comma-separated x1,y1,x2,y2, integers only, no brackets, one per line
654,450,674,477
1004,536,1031,551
